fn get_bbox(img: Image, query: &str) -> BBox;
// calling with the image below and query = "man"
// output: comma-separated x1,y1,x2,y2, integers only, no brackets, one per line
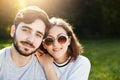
0,6,49,80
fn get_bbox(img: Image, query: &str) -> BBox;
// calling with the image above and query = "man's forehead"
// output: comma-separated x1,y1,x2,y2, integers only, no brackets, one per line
17,21,45,35
18,21,45,29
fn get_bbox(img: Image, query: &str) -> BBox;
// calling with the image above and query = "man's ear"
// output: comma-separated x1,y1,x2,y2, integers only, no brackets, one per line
10,25,16,37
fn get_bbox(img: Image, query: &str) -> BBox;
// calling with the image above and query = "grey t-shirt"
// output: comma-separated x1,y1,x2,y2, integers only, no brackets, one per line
0,47,46,80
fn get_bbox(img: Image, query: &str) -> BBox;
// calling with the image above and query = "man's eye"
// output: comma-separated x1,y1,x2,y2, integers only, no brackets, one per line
22,28,27,31
36,34,42,38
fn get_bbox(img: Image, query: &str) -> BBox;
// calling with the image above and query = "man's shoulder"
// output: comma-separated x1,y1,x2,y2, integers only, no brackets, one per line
0,48,6,55
0,47,11,55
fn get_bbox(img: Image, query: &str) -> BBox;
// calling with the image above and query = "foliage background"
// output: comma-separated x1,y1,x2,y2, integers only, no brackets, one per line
0,0,120,39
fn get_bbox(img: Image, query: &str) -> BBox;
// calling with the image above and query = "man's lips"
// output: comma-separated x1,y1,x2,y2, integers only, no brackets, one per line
21,41,34,48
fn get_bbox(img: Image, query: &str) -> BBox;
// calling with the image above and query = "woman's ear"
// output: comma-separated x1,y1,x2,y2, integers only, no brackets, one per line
10,25,16,37
68,36,71,46
42,42,47,49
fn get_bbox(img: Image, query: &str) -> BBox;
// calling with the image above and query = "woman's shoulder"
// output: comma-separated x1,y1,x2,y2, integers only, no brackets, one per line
75,55,91,66
77,55,90,61
68,55,91,75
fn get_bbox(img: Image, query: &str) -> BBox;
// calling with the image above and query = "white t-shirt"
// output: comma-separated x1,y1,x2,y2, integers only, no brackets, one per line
53,55,91,80
0,47,46,80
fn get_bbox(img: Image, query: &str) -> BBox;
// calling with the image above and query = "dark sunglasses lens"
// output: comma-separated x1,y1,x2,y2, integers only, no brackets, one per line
58,36,67,44
45,38,53,46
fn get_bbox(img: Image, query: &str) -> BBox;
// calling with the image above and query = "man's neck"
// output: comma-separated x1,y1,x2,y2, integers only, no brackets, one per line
10,46,32,67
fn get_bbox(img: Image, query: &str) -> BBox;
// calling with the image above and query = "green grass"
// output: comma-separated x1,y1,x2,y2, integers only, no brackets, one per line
81,39,120,80
0,39,120,80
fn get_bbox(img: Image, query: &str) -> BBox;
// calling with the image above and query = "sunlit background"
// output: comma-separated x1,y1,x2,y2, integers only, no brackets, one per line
0,0,120,39
0,0,84,39
2,0,76,15
1,0,80,21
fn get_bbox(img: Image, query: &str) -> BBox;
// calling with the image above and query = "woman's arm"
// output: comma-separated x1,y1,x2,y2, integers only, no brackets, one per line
35,50,59,80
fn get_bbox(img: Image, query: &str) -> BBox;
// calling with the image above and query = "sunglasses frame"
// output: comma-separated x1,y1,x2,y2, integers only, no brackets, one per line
43,35,69,46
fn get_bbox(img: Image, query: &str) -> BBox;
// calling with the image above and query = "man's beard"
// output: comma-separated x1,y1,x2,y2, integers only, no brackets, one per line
12,34,38,57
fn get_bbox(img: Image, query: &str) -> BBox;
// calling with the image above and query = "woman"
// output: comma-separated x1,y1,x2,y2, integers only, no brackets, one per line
35,17,91,80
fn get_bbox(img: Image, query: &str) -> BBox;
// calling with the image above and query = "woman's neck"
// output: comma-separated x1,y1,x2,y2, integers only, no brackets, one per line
53,56,72,67
54,54,69,64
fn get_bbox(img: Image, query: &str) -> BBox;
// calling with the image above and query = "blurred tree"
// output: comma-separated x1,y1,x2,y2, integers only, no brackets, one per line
0,0,19,39
0,0,120,39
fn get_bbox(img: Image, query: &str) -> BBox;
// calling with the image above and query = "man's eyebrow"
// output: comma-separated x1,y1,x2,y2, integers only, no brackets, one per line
36,31,44,36
22,26,31,30
22,26,44,36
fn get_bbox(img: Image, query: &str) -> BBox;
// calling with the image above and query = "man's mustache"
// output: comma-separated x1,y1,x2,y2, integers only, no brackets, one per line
21,41,35,48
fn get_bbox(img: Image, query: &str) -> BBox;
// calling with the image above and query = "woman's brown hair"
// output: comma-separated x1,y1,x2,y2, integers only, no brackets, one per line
40,17,83,61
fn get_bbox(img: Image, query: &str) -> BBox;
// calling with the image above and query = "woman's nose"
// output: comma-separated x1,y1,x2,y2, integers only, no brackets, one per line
53,39,60,47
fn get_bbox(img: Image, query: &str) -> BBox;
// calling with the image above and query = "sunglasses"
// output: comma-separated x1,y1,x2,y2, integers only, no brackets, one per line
43,35,69,46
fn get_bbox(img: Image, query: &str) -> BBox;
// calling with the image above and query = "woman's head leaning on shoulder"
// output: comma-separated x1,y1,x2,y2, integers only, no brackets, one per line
40,17,83,61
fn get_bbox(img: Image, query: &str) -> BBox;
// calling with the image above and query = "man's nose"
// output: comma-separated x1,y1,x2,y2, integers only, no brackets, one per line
26,34,35,43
